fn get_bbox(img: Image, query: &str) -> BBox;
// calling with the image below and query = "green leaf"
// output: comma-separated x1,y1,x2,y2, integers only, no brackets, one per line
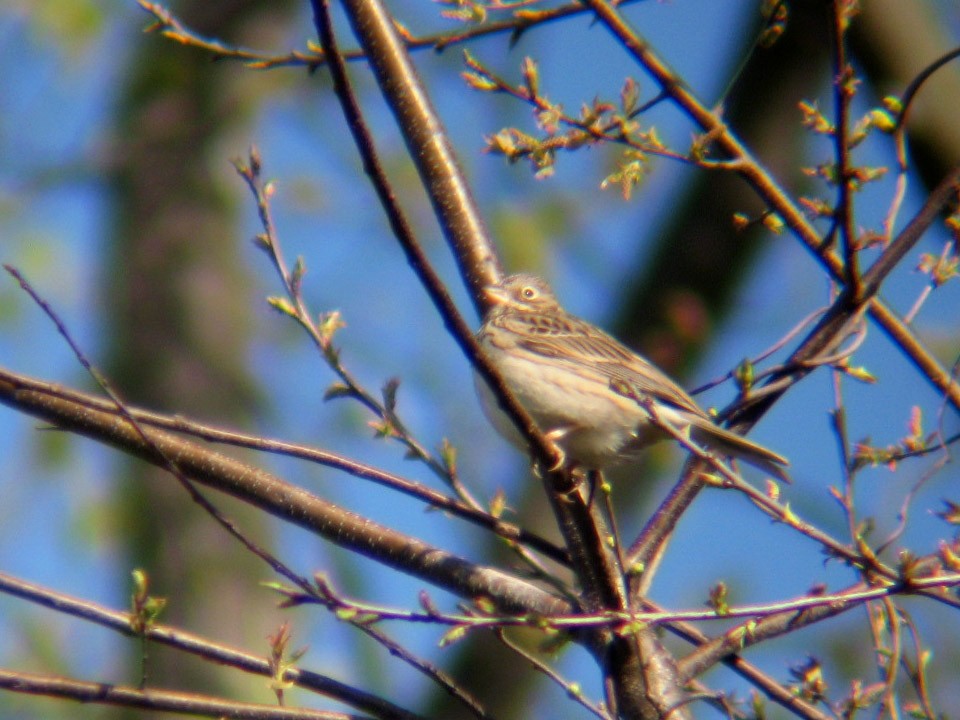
266,296,297,317
439,625,468,647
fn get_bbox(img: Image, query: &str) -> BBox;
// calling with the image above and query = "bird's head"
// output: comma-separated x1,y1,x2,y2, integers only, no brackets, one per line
483,273,562,315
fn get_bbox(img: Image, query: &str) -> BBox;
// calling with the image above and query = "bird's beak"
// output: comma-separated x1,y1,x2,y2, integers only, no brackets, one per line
482,285,511,306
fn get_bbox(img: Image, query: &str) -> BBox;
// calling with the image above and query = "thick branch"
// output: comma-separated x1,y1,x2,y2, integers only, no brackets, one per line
11,294,567,564
0,368,568,617
336,0,501,307
310,4,687,717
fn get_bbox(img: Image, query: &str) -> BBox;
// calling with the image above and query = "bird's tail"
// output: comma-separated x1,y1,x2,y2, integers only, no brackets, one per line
688,418,791,483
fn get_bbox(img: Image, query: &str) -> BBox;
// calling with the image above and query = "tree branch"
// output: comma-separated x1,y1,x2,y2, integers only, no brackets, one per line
335,0,501,308
0,571,422,720
0,367,569,617
583,0,960,416
0,668,371,720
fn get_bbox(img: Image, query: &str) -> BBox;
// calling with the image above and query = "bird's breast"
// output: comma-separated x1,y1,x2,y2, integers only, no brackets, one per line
475,335,657,468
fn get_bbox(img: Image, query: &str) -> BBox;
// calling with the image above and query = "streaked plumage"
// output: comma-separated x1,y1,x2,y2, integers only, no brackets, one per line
476,273,789,479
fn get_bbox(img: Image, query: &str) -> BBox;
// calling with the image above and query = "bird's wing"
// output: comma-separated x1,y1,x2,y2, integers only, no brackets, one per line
499,311,708,419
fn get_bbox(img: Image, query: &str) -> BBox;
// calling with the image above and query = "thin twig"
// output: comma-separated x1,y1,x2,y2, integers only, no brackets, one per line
137,0,645,72
4,264,318,596
0,668,370,720
3,268,506,717
582,0,960,420
236,154,479,505
309,7,638,693
0,571,424,720
7,363,567,564
332,0,502,309
0,367,573,617
494,629,613,720
828,0,862,296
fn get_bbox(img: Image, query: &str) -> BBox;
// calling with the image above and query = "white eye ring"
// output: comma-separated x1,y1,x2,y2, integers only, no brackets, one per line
521,286,538,300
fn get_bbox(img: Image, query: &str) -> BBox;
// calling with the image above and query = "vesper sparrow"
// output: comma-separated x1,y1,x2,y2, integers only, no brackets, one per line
476,273,788,480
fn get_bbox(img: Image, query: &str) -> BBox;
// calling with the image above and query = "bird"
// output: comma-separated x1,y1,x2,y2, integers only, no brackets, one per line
475,273,789,480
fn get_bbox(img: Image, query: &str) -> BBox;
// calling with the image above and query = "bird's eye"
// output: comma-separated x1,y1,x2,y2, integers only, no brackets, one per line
521,286,538,300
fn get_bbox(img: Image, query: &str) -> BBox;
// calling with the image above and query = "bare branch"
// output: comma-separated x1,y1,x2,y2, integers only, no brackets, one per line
333,0,501,307
0,571,422,720
582,0,960,417
0,668,372,720
0,367,569,617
